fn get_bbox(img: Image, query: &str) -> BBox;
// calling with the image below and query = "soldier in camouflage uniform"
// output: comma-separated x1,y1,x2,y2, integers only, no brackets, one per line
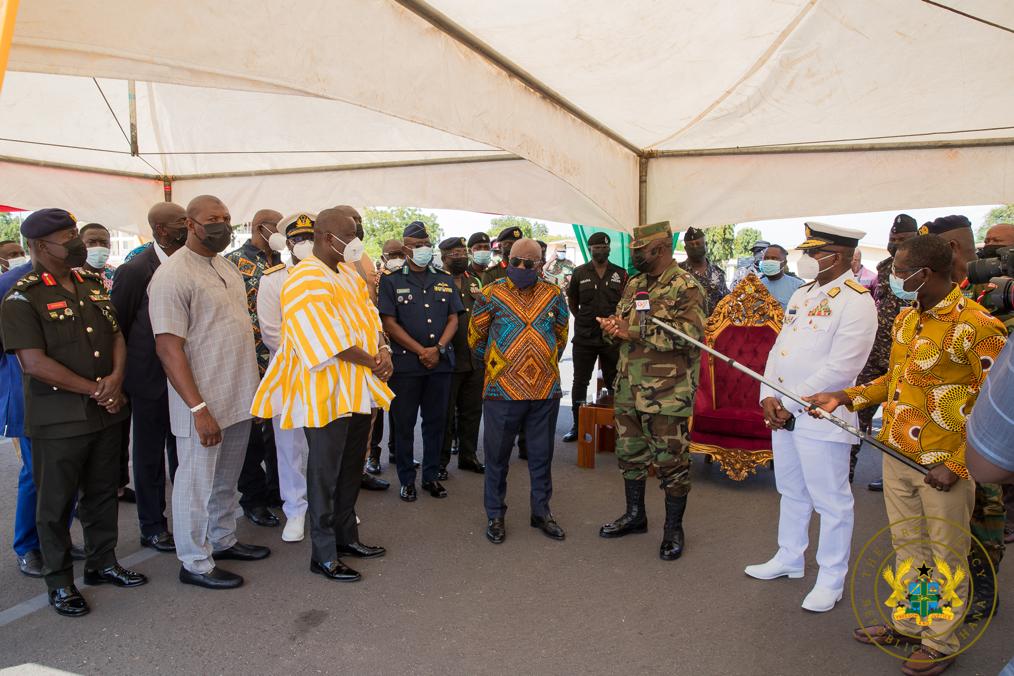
851,214,918,491
543,244,575,288
597,221,706,561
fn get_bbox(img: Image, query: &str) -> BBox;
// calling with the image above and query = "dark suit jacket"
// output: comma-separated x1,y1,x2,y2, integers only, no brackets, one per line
110,244,167,400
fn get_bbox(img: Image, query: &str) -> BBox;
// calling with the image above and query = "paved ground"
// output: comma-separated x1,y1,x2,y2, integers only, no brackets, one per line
0,350,1010,675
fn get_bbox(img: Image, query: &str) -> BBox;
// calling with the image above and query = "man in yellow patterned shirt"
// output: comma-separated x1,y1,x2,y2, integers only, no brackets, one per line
251,209,394,583
806,235,1006,674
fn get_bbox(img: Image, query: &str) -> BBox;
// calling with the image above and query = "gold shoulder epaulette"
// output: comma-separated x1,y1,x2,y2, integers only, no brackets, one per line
263,263,286,275
845,279,870,294
827,287,841,298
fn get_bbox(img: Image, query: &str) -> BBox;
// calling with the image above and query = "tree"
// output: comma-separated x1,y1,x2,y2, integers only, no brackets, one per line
704,225,735,263
733,227,762,258
487,215,549,241
979,204,1014,241
360,207,442,258
0,213,22,243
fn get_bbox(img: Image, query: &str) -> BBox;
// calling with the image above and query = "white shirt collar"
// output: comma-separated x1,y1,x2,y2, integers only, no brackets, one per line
153,242,170,264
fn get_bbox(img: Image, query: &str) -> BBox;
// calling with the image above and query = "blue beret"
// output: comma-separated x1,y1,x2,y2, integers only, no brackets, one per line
21,208,78,239
467,231,490,247
403,220,428,239
439,236,467,252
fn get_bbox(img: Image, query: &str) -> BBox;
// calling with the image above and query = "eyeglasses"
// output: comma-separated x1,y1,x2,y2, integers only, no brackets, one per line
509,257,537,269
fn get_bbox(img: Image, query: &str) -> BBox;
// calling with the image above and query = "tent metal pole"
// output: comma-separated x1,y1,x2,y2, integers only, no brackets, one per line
638,157,648,224
162,176,172,202
127,80,138,156
646,136,1014,158
0,154,156,179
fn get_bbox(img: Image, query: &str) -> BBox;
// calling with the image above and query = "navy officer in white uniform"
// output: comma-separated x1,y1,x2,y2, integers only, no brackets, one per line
744,222,876,612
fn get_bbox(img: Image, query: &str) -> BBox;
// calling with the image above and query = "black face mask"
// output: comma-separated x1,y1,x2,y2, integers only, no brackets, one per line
632,246,657,273
977,244,1001,260
591,251,609,264
163,225,188,248
49,236,88,268
195,221,232,253
446,258,468,274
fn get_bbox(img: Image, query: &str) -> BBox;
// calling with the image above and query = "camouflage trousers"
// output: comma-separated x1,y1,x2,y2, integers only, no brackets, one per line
614,408,691,497
970,482,1006,567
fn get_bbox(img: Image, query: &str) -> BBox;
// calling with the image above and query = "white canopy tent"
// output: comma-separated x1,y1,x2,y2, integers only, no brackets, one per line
1,0,1013,236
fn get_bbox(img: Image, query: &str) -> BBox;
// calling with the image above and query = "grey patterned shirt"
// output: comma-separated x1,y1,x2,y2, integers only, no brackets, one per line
148,246,259,436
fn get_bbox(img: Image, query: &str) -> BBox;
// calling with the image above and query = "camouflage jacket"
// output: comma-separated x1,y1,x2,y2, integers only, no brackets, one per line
858,257,905,383
612,261,706,417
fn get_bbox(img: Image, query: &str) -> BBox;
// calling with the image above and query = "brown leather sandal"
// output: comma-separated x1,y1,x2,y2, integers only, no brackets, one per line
900,646,956,676
852,624,921,646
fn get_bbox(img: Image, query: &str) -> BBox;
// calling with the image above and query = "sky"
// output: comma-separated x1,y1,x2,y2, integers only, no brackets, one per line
425,204,1002,248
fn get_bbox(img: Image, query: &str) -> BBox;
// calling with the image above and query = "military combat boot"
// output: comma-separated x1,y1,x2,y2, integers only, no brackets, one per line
659,494,687,561
562,403,582,442
599,479,648,538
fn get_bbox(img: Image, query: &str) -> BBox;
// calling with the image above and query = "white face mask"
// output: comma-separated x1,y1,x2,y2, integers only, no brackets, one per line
796,253,834,279
330,234,364,263
291,240,314,262
385,257,405,272
4,255,28,269
86,246,110,269
267,231,287,252
555,250,566,261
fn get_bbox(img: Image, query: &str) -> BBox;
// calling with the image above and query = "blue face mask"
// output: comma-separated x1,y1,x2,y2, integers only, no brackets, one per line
472,250,492,267
411,245,433,267
507,264,539,289
889,268,925,301
758,259,782,277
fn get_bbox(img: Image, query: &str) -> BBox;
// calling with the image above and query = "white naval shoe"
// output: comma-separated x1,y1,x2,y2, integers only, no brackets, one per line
282,513,305,542
801,586,842,612
744,558,805,580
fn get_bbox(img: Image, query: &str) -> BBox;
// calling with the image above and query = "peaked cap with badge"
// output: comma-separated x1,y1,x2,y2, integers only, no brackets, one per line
20,208,78,239
796,221,865,250
279,211,316,237
438,236,468,252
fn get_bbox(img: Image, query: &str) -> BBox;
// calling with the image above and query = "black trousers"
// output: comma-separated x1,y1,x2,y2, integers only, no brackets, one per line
33,425,121,589
389,371,452,486
118,413,131,489
304,414,371,563
482,399,560,519
441,367,484,468
571,341,620,404
131,393,178,537
238,419,280,510
369,410,384,463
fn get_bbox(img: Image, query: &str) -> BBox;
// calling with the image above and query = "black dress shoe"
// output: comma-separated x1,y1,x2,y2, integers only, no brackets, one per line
437,467,449,481
337,542,387,559
421,480,448,498
70,544,86,561
562,426,578,442
868,479,884,492
486,518,506,544
310,559,361,582
400,484,417,502
179,566,243,589
118,487,137,503
458,459,486,474
214,542,271,561
140,531,176,552
414,459,421,468
361,473,390,491
531,514,565,540
244,506,280,527
49,585,89,617
83,563,148,588
17,550,43,578
365,457,382,475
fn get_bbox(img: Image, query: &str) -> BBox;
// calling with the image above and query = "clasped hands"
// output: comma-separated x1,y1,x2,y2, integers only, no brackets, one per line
373,349,394,380
92,374,125,414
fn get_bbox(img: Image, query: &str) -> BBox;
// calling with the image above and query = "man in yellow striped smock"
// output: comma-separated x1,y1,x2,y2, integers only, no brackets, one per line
251,208,394,582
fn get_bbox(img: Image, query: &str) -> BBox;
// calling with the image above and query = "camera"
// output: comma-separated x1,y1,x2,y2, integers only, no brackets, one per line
967,246,1014,314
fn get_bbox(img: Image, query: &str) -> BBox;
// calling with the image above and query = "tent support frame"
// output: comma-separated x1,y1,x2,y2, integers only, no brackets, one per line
647,137,1014,158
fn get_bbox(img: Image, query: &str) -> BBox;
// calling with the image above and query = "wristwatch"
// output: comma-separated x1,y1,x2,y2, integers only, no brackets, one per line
437,342,447,355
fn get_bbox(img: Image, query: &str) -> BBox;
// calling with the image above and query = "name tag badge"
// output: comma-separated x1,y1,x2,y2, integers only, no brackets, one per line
634,298,650,312
46,301,68,311
396,288,410,294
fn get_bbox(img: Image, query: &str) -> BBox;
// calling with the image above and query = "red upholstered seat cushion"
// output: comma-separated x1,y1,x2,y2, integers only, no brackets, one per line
691,325,777,445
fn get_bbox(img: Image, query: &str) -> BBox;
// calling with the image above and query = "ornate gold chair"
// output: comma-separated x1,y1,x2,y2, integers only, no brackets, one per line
689,273,783,480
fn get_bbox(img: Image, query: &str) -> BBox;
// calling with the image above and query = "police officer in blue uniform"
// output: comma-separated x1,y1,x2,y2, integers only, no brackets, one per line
378,221,464,501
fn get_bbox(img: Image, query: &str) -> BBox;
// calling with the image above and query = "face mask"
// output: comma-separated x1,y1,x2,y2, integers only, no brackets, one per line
555,250,566,261
890,269,925,301
501,242,514,260
631,247,657,273
411,246,434,267
432,249,443,270
46,236,88,268
795,253,833,279
385,257,405,271
292,240,314,262
196,221,233,253
977,245,1001,260
507,264,539,289
887,243,899,258
758,259,783,277
592,251,609,264
447,257,468,274
86,246,110,269
5,256,28,269
330,234,364,263
162,225,188,248
267,231,287,253
472,250,492,267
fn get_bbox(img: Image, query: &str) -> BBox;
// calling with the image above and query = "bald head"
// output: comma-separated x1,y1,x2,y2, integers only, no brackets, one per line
510,237,541,261
382,239,404,257
250,209,282,251
147,201,187,253
984,223,1014,248
148,202,185,230
936,225,976,283
186,195,229,222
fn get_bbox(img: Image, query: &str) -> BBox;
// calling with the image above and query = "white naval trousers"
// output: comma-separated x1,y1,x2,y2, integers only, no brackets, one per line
271,416,309,520
771,429,855,593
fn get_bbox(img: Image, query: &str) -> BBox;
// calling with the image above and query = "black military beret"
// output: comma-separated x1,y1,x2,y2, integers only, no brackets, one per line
21,208,78,239
891,213,917,234
438,236,467,252
587,232,611,246
403,220,428,239
496,226,523,243
467,231,491,247
920,215,971,236
683,227,705,241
